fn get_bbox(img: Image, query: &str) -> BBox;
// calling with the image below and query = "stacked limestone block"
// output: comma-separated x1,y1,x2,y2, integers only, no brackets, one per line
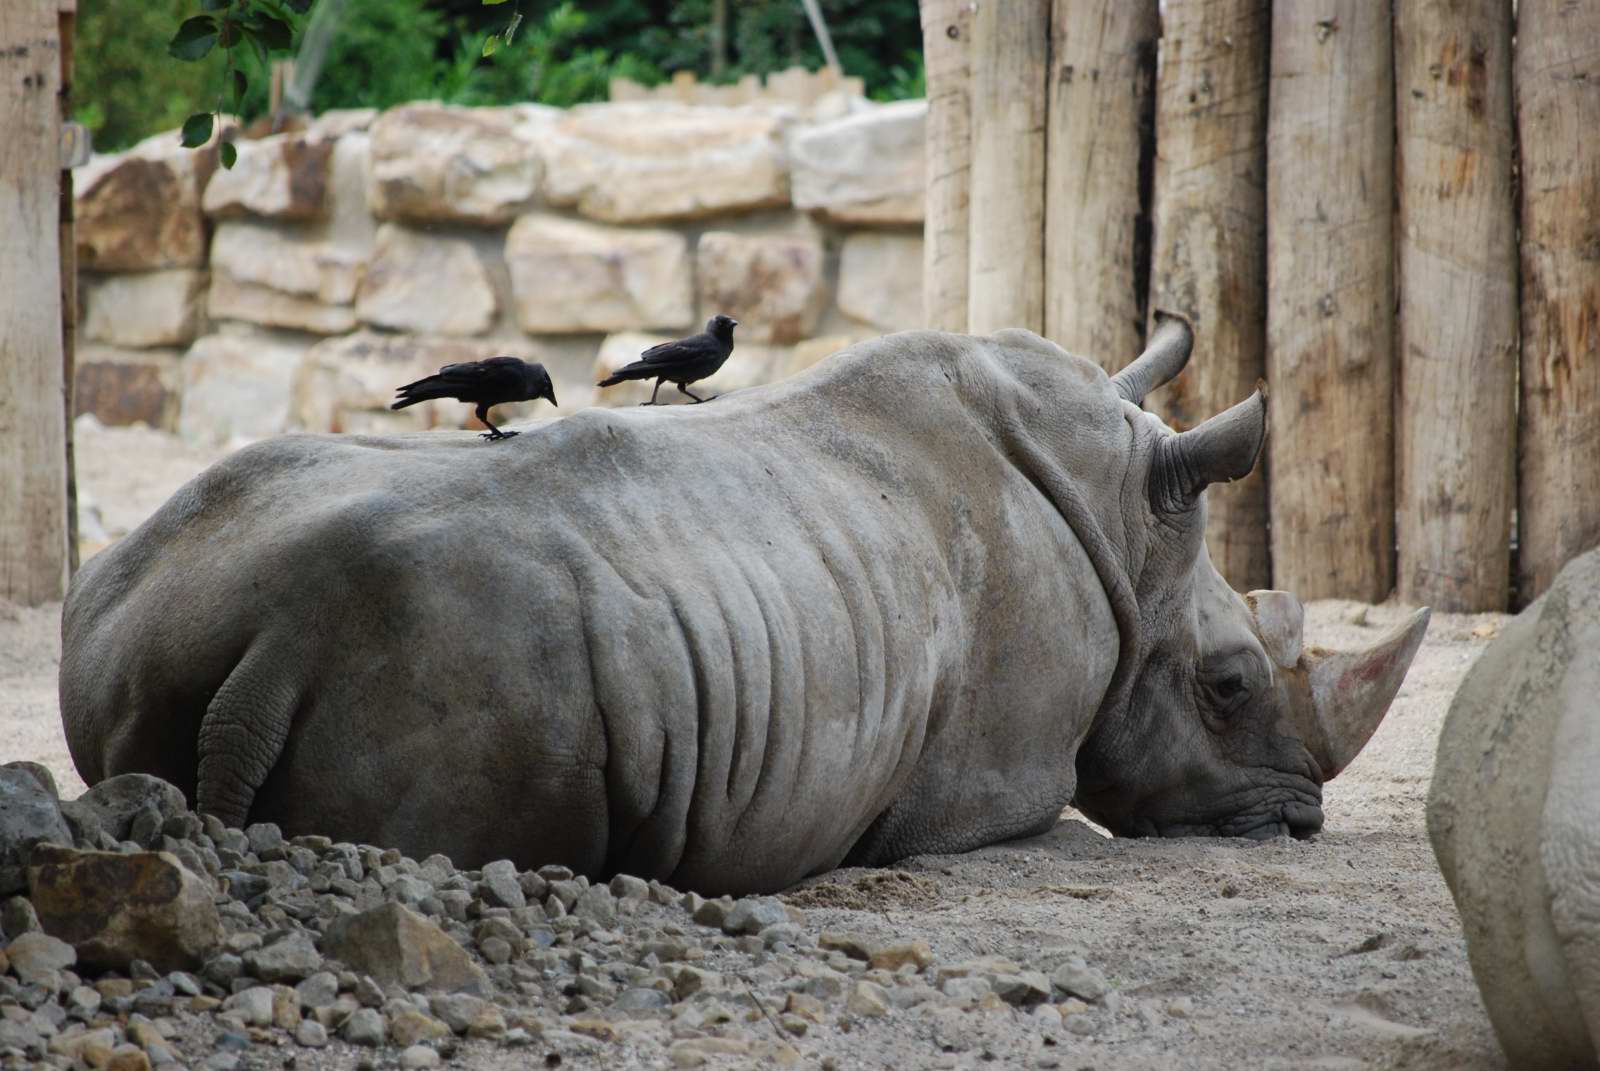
71,83,929,446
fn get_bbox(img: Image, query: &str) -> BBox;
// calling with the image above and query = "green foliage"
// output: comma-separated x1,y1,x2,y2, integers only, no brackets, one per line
74,0,217,152
78,0,924,154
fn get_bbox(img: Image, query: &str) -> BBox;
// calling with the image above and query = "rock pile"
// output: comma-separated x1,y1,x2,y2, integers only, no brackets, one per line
2,767,1121,1069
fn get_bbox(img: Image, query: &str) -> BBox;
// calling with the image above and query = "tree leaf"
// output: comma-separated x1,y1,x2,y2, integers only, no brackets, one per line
231,69,248,111
180,112,215,148
482,0,512,5
245,25,269,67
251,13,294,52
220,140,238,169
505,11,523,45
219,16,240,48
285,0,314,11
200,0,232,10
168,16,219,61
481,33,500,57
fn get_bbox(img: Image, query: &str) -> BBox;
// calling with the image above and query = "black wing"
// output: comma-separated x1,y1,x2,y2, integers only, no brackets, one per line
640,332,720,366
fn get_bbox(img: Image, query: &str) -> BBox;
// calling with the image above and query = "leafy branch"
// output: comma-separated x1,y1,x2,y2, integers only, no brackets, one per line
168,0,521,167
168,0,311,167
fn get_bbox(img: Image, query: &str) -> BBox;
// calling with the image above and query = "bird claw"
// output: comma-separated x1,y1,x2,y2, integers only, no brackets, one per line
480,430,519,441
638,401,658,407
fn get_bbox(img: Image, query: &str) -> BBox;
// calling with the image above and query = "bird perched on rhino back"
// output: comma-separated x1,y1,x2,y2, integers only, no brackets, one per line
391,355,555,441
597,314,738,406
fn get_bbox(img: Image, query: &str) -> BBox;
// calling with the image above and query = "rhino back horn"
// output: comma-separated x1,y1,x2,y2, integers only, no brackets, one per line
1303,607,1432,779
1111,313,1194,405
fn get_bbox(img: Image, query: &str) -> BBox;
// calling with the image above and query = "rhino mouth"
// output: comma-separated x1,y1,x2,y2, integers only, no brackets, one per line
1219,801,1325,841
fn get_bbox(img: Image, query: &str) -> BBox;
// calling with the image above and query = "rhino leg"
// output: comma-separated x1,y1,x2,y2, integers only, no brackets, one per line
196,642,301,829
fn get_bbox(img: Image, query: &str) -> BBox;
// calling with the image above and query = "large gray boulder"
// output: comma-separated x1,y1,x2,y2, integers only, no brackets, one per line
59,322,1428,894
1428,548,1600,1069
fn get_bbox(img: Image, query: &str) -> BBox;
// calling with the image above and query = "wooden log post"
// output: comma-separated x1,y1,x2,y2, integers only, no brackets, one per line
966,0,1048,335
1516,0,1600,603
0,0,69,605
920,0,974,333
60,0,79,573
1266,3,1396,602
1044,1,1159,369
1394,0,1518,612
1145,0,1271,593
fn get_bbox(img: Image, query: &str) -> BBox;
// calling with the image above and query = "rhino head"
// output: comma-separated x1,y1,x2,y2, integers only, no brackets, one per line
1070,318,1430,840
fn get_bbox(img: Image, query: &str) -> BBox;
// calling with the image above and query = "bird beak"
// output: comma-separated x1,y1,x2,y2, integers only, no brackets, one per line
546,386,558,407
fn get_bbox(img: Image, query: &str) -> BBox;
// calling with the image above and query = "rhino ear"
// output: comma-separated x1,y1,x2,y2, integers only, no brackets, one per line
1150,388,1268,513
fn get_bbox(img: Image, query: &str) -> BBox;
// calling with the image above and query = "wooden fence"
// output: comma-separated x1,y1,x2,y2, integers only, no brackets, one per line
922,0,1600,612
0,0,76,607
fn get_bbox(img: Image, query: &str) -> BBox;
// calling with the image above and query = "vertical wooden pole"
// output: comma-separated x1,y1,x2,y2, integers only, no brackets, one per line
1394,0,1517,612
1266,2,1396,602
0,0,69,605
1146,0,1271,592
966,0,1048,335
1044,0,1159,369
60,0,79,574
920,0,973,333
1515,0,1600,604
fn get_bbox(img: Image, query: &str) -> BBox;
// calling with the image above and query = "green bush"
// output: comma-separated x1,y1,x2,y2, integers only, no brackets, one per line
75,0,924,153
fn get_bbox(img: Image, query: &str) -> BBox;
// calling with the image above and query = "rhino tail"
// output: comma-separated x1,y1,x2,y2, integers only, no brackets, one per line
195,639,301,829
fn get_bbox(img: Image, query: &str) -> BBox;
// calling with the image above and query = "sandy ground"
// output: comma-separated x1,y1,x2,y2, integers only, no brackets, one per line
0,422,1509,1069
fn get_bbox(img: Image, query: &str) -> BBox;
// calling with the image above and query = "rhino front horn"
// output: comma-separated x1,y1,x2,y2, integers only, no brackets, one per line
1303,607,1432,779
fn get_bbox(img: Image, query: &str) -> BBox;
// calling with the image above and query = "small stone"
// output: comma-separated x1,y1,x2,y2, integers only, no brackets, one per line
466,1005,507,1039
608,874,650,902
295,970,338,1009
1065,1013,1098,1036
400,1044,441,1069
223,985,275,1027
4,931,76,987
673,965,722,999
342,1007,387,1046
242,931,322,983
429,993,487,1035
942,976,992,1003
477,860,526,910
691,898,733,930
389,1009,450,1047
480,936,512,964
107,1042,152,1071
1,895,42,935
354,974,385,1007
321,902,489,994
818,932,874,961
294,1019,329,1048
992,971,1052,1007
614,987,670,1013
847,980,891,1018
868,941,933,972
1166,997,1194,1019
1050,959,1110,1002
572,885,617,927
535,864,574,883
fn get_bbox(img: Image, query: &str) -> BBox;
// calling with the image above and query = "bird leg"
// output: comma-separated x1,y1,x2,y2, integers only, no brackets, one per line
677,383,714,403
640,379,665,406
476,404,518,441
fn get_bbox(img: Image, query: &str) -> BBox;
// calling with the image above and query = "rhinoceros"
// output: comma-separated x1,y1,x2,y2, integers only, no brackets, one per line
60,322,1429,894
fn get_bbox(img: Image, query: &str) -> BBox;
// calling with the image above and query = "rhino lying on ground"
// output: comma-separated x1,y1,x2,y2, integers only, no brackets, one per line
1428,548,1600,1070
60,322,1428,894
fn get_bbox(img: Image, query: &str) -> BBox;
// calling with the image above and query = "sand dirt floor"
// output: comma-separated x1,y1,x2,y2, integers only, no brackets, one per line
0,422,1510,1069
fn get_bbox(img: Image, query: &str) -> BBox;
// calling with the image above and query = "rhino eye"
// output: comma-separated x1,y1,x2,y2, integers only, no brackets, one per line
1198,666,1252,717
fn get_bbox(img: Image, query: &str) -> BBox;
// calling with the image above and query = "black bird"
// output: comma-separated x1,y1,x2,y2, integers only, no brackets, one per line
597,314,738,406
390,356,556,441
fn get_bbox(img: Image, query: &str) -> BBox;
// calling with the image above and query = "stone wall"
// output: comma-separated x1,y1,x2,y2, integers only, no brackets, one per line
72,92,926,446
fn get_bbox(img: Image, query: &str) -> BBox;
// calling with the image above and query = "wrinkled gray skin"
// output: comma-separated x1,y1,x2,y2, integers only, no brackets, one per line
60,324,1428,894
